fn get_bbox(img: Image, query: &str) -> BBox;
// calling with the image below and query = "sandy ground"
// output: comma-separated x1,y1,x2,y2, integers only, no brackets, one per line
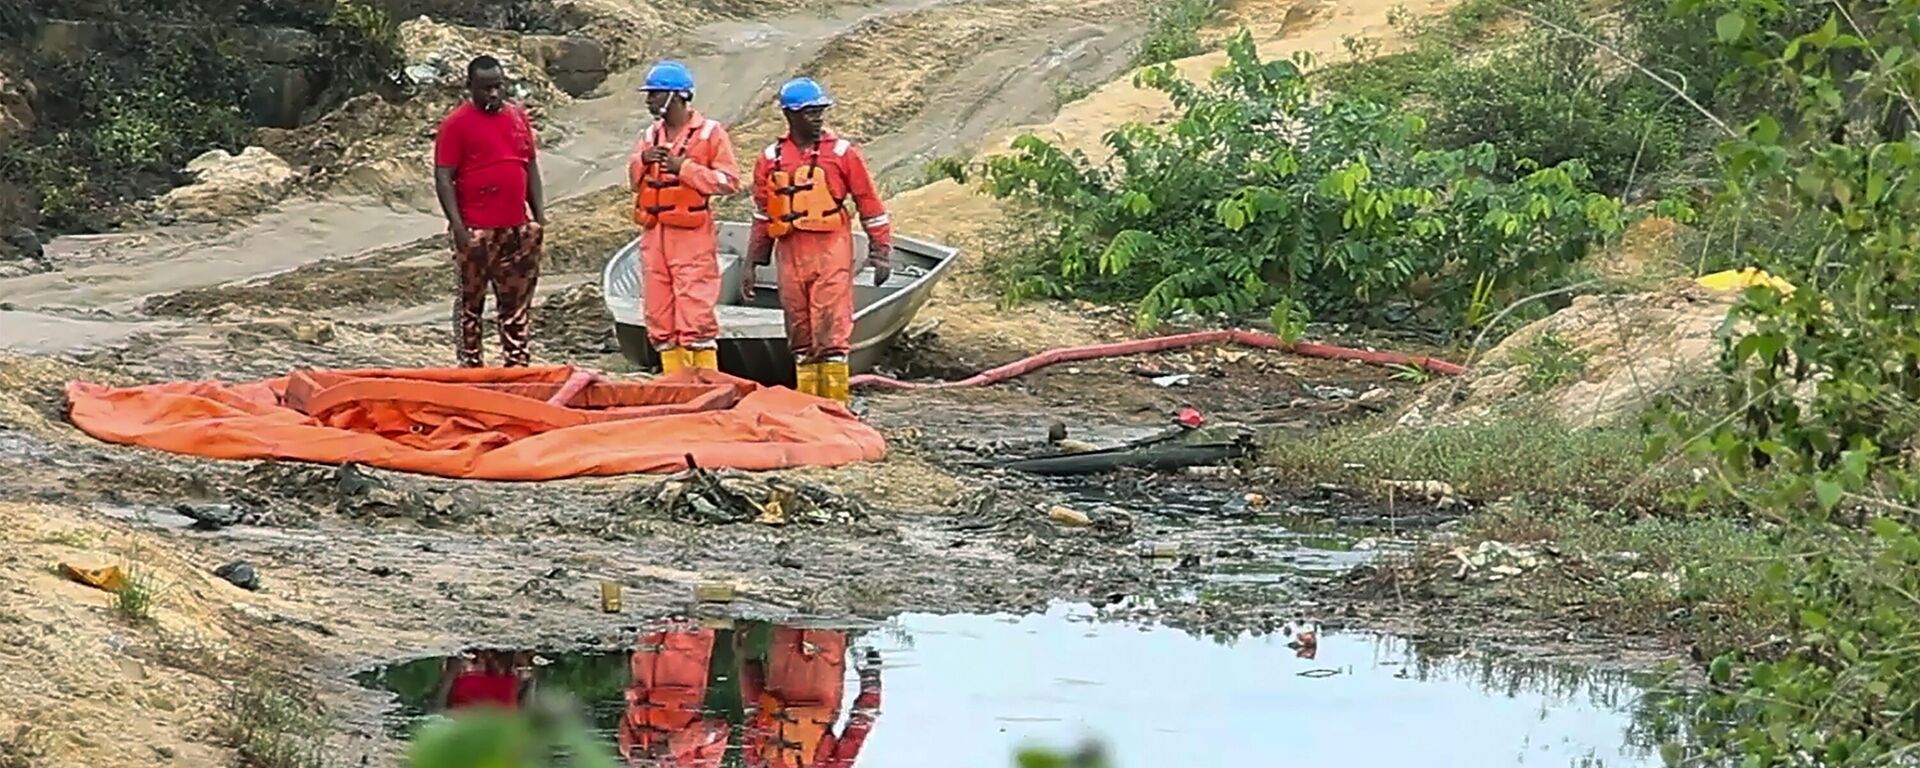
0,0,1497,765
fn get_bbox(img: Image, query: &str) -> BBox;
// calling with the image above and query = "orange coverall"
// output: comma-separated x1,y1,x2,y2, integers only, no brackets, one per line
747,132,893,363
739,628,880,768
628,110,741,353
617,626,732,768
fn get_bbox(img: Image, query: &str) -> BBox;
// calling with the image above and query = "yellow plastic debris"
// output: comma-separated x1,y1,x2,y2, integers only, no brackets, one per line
1697,268,1796,296
61,562,126,593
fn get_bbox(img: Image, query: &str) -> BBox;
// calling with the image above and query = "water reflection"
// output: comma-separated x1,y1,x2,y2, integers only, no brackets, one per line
359,618,886,767
356,608,1676,767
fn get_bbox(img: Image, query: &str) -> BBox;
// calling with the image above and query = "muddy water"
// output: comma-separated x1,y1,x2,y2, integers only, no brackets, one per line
356,608,1667,767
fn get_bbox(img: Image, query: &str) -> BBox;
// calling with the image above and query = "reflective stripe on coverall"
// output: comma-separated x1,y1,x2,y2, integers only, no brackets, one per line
628,111,741,350
739,628,880,768
617,625,731,768
748,133,892,362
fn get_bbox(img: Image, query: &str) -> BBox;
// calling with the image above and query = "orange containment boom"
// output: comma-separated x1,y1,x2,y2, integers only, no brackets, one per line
64,366,886,480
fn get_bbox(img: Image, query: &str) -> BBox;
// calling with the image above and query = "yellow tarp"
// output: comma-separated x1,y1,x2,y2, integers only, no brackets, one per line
1697,268,1796,296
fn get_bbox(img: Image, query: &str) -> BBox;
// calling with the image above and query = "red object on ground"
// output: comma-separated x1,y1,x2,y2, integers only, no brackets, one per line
850,329,1467,391
434,102,538,229
446,672,521,710
65,367,885,480
1175,407,1205,429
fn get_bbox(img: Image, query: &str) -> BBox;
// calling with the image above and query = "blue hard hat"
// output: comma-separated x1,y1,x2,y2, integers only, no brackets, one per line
643,61,695,93
777,77,834,111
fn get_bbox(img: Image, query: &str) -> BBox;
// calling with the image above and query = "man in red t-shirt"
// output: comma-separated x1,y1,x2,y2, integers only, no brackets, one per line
433,55,547,367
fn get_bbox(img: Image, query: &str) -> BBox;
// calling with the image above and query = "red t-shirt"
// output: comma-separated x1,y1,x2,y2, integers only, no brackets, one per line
445,671,521,710
434,102,536,229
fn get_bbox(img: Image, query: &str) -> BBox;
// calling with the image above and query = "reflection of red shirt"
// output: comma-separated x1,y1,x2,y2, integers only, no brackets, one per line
446,672,520,710
434,102,536,229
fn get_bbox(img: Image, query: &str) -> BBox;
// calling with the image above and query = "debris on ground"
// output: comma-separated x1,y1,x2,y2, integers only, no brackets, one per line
1445,540,1548,582
213,560,261,591
607,465,869,527
60,562,125,592
1376,479,1464,508
1047,505,1091,527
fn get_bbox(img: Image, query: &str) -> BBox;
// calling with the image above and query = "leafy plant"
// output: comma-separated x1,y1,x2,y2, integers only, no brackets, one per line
967,31,1626,334
1649,0,1920,764
223,675,338,768
407,694,617,768
1133,0,1221,67
112,560,157,622
1510,331,1590,393
320,0,403,96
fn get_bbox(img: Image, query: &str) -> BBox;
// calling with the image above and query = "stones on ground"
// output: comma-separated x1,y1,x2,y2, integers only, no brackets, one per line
520,35,609,96
213,560,261,591
155,147,300,223
0,226,50,278
174,502,253,530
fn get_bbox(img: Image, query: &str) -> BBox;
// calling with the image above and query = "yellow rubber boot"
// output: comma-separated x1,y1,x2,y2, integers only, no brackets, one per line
819,360,851,404
689,347,719,371
793,361,820,396
658,347,689,374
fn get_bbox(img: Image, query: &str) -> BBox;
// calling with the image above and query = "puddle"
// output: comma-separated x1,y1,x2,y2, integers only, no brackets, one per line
357,606,1670,767
1053,479,1409,588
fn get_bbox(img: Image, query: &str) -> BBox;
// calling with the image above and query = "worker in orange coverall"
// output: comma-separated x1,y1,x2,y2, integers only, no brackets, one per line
617,623,732,768
629,60,742,374
738,627,881,768
742,77,893,403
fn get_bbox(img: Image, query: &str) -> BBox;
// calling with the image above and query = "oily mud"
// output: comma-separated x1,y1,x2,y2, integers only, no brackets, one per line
344,609,1683,767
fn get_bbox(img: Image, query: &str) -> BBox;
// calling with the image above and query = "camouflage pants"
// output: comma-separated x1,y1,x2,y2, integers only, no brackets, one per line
454,223,543,367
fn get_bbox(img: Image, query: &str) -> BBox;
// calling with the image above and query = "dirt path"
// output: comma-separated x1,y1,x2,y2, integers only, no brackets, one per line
0,0,928,342
36,0,1148,363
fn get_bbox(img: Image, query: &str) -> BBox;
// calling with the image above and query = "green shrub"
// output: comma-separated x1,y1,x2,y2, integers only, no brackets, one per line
959,31,1627,334
1325,0,1693,198
0,26,251,231
1647,0,1920,763
1133,0,1222,67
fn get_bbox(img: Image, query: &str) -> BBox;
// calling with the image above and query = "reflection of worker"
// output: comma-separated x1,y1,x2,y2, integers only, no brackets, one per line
739,627,881,768
628,61,742,375
743,78,893,404
618,624,732,768
434,650,533,712
433,55,546,368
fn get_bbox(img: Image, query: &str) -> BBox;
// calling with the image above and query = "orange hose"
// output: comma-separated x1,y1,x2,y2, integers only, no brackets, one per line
850,329,1466,391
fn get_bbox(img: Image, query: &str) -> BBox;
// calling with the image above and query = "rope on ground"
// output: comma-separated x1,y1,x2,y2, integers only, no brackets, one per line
851,329,1467,391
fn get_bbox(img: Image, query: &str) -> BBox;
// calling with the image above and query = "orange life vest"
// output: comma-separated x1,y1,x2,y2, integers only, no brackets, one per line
751,696,834,768
634,124,712,230
619,628,718,762
767,153,847,238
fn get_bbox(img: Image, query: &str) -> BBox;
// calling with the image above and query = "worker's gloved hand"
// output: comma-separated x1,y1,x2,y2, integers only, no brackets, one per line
748,229,774,266
745,229,774,302
858,649,882,682
869,242,892,287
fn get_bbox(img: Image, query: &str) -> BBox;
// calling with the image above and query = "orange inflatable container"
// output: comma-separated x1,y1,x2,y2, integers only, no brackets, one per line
64,366,885,480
